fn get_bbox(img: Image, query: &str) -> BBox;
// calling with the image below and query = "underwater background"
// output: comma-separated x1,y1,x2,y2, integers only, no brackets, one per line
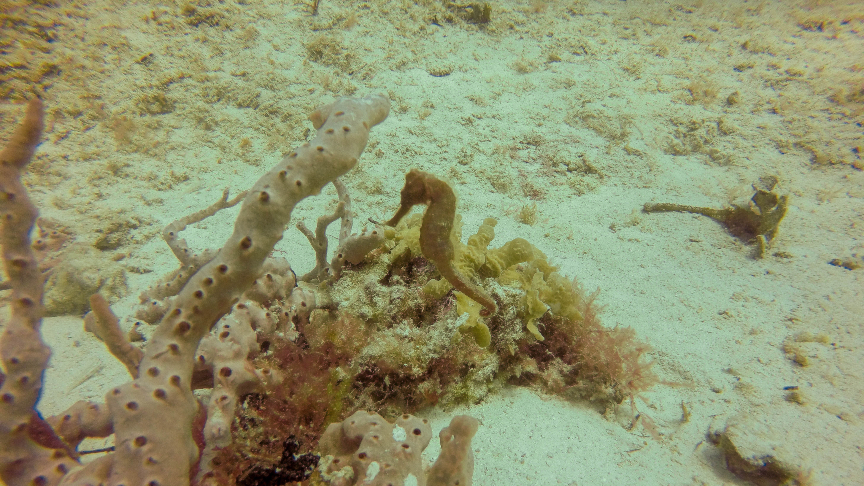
1,0,862,484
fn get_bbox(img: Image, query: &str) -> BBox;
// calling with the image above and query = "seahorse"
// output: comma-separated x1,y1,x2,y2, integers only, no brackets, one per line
385,169,498,316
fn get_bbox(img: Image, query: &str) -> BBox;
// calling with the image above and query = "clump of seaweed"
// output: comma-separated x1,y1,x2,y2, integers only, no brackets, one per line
500,283,655,406
516,202,538,225
211,342,351,480
449,2,492,24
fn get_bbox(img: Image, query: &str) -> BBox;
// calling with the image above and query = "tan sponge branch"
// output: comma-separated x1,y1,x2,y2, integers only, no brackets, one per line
104,94,390,484
0,94,389,485
0,99,81,485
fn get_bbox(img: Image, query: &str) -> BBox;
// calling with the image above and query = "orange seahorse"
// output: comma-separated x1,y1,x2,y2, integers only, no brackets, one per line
384,169,498,316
